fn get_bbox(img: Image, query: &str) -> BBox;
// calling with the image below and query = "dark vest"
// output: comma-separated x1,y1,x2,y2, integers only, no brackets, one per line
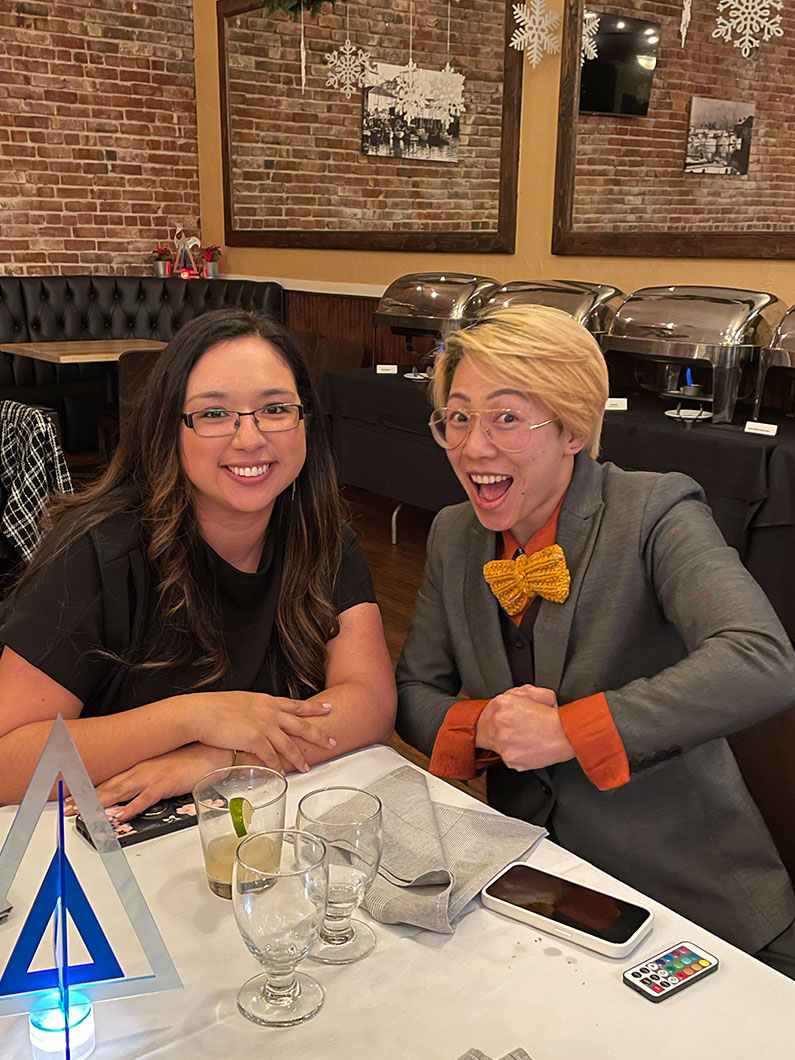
485,596,556,827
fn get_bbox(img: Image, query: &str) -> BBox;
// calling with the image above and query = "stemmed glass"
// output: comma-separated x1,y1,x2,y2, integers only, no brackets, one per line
296,787,382,964
232,830,328,1027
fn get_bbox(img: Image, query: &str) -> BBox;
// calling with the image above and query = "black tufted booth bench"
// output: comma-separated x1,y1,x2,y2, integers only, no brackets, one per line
0,275,284,451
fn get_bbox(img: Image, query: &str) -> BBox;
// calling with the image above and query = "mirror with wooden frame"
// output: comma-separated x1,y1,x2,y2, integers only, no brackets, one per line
553,0,795,258
217,0,523,252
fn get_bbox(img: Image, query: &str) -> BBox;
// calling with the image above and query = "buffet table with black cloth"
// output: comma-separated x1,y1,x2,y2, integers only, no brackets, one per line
0,275,284,450
321,369,795,641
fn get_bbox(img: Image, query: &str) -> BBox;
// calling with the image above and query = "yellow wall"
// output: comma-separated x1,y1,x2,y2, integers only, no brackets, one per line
194,0,795,300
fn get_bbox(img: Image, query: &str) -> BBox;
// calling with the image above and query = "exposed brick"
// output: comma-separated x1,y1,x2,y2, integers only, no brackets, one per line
227,0,502,233
0,0,199,274
573,1,795,232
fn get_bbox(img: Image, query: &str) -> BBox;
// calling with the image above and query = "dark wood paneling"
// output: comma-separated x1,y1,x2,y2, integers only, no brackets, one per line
285,290,433,365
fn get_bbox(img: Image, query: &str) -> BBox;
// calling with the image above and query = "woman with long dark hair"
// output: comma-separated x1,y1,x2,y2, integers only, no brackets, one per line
0,308,396,817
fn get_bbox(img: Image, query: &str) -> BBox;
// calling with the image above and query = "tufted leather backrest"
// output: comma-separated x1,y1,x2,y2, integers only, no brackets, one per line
0,275,285,388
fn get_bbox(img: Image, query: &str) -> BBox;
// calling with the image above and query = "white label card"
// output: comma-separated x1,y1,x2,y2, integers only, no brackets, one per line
376,364,398,374
744,421,778,436
605,397,628,411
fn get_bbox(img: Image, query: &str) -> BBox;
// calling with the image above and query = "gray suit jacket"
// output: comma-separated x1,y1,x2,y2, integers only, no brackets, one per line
396,454,795,952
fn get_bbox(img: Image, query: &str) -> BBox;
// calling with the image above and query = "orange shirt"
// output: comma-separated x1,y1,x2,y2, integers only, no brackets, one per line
428,504,630,791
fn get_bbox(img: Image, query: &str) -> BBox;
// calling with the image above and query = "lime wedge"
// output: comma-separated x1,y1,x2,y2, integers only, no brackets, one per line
229,796,253,838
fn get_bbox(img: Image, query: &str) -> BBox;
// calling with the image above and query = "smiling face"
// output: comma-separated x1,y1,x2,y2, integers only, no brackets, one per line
444,358,584,545
180,334,306,543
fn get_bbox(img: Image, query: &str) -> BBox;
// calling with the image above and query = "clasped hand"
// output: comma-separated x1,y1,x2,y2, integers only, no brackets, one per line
475,683,575,772
67,692,337,822
194,690,337,775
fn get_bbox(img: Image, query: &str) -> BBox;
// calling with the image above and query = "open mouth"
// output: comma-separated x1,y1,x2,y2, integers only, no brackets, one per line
470,473,512,506
224,463,272,481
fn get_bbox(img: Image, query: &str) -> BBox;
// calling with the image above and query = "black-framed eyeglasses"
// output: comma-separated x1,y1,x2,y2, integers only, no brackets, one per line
182,403,304,438
429,407,558,452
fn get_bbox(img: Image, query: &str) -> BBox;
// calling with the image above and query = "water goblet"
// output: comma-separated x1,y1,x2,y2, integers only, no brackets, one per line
232,830,328,1027
296,787,382,964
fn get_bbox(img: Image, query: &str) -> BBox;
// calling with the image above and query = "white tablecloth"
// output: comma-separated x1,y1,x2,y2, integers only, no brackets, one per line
1,745,793,1059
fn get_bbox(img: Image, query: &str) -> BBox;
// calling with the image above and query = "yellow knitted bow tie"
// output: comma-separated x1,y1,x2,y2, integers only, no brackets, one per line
483,544,570,615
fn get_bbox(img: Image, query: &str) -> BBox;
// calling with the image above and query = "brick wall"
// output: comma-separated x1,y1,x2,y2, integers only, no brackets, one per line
0,0,199,275
573,1,795,231
226,0,505,233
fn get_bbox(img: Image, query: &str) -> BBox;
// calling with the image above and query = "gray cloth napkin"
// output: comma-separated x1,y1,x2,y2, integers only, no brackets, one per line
362,765,546,934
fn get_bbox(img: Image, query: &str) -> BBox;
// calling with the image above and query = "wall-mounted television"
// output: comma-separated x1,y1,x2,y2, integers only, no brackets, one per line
579,13,661,118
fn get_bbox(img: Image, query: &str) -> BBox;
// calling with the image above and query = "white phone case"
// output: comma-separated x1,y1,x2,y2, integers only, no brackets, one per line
481,862,654,959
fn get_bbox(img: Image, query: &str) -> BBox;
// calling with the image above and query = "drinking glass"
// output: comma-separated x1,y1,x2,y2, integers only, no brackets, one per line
296,787,382,964
192,765,287,899
233,830,328,1027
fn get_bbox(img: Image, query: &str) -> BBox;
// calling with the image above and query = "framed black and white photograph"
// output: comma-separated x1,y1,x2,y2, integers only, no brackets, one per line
362,62,460,164
685,97,755,176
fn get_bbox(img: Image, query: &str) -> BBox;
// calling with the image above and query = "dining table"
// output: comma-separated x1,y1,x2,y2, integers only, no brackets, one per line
0,340,167,406
1,745,793,1059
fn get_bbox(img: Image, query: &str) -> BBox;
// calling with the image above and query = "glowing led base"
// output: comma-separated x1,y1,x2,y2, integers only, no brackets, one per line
28,991,95,1060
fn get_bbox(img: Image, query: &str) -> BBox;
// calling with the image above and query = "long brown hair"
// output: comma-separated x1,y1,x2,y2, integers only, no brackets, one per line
3,309,345,697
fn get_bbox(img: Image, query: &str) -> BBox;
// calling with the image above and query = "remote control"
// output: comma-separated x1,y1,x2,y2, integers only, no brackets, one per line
622,941,719,1002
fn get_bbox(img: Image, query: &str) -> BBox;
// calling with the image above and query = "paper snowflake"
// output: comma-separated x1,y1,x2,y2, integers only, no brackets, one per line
393,61,430,122
581,11,599,65
427,63,466,122
510,0,561,68
712,0,783,59
325,38,376,99
680,0,692,46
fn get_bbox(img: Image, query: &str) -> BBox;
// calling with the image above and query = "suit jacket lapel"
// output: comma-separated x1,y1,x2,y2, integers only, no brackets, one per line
462,518,515,696
534,455,605,693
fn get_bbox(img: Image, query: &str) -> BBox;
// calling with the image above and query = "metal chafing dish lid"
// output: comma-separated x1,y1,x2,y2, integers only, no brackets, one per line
480,280,624,334
606,285,786,349
766,303,795,354
373,273,499,334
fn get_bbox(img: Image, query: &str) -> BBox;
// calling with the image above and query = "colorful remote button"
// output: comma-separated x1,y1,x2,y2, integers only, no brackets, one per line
623,942,719,1003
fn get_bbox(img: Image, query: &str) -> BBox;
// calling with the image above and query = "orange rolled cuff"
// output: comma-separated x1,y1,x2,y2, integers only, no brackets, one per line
559,692,630,791
429,699,499,780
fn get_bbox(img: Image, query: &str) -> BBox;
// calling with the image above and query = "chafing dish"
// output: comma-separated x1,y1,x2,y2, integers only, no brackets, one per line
602,285,787,424
753,305,795,418
372,273,498,338
480,280,624,336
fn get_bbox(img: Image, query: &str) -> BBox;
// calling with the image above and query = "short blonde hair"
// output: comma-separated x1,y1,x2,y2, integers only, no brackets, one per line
432,304,609,458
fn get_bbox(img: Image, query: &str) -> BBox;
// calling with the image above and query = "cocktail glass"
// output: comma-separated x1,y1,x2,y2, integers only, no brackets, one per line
192,765,287,899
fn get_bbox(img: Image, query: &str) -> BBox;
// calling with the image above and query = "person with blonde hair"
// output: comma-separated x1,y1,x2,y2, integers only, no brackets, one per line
396,304,795,975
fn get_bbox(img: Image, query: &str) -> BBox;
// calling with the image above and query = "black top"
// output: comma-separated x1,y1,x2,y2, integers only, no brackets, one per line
0,511,376,717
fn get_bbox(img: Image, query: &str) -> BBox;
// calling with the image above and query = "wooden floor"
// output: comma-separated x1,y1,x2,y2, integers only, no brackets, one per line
343,486,486,802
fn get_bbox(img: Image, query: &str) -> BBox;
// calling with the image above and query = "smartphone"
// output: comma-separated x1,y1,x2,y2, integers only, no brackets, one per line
74,795,197,849
481,862,654,958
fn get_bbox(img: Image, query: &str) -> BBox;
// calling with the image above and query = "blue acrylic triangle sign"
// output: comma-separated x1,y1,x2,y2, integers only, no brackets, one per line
0,717,182,1016
0,850,122,996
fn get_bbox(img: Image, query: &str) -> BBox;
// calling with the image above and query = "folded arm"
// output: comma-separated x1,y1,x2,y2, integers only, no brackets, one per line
0,600,395,809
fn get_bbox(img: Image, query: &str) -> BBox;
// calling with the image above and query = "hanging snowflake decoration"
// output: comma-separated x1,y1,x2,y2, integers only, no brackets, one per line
510,0,561,68
426,62,466,122
581,11,599,65
680,0,692,46
393,61,431,122
712,0,783,59
325,38,376,100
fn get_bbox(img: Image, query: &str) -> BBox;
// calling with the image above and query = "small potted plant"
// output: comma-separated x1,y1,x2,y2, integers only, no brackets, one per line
201,245,222,279
153,246,173,278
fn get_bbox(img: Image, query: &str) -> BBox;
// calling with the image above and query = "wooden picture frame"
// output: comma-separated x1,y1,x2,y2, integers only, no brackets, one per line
552,0,795,259
217,0,523,252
